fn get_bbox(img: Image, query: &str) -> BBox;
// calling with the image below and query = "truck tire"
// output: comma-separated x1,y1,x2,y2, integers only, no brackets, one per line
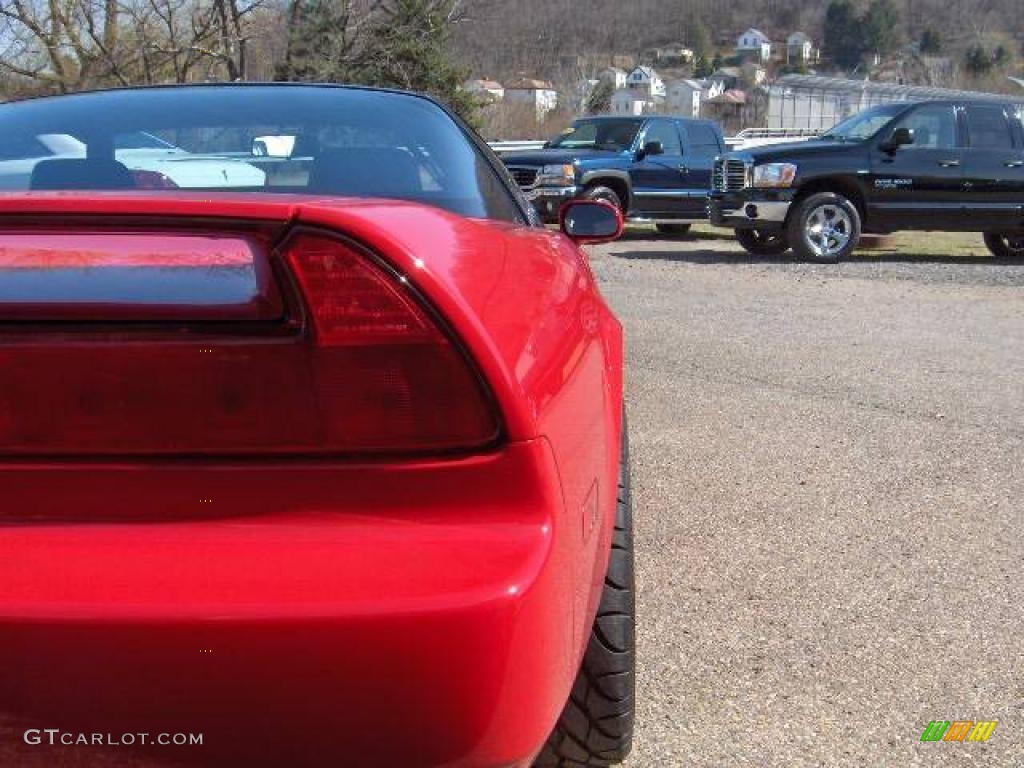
583,185,624,214
655,223,692,236
788,191,861,263
534,420,636,767
735,228,789,256
983,232,1024,260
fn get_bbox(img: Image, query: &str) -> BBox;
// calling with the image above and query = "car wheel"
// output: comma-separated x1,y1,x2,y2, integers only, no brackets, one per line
983,232,1024,260
534,420,636,767
735,228,790,256
655,223,691,236
788,192,861,263
583,185,624,214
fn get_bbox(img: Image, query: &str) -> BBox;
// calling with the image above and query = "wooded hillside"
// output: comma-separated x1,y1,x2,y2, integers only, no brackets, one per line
453,0,1024,90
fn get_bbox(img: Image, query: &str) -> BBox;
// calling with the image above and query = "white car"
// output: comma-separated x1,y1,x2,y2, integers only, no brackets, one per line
0,131,266,189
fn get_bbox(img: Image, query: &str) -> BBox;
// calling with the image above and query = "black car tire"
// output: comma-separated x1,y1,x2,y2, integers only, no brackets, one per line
983,232,1024,260
534,419,636,767
655,223,692,236
583,185,624,214
735,228,790,256
788,192,861,263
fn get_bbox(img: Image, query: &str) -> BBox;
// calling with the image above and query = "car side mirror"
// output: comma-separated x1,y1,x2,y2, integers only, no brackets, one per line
560,199,624,244
639,140,664,159
882,127,914,152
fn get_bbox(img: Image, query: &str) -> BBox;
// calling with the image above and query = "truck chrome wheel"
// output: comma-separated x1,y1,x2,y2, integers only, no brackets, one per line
804,204,852,259
788,192,861,263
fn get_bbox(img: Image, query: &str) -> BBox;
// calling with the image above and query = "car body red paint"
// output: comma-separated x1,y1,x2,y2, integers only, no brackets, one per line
0,192,624,767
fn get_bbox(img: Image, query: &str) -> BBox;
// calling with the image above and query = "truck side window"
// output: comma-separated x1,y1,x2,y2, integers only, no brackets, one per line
889,105,957,150
964,105,1014,150
644,121,682,155
686,123,722,154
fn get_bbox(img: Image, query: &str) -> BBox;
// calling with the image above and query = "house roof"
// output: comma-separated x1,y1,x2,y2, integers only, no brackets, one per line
506,78,554,91
629,65,661,79
707,89,747,105
670,78,706,90
713,67,744,78
739,28,770,43
466,79,503,90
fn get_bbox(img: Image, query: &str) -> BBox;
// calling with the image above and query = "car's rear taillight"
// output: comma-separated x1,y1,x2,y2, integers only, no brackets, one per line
282,232,499,452
0,226,499,456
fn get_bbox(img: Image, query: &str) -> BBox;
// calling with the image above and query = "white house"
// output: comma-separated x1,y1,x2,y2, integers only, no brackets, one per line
650,44,694,64
598,67,628,90
504,78,558,119
736,28,772,62
786,32,816,64
625,66,666,99
463,78,504,102
611,88,655,116
665,78,725,118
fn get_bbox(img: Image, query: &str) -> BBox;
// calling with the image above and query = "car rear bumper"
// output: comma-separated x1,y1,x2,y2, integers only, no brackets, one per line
0,440,580,768
709,190,794,230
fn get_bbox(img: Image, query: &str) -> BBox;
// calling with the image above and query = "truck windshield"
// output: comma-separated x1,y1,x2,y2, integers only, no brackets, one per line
549,119,643,151
820,104,906,142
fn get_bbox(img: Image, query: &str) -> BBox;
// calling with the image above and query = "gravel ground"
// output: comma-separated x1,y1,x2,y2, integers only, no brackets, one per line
595,230,1024,767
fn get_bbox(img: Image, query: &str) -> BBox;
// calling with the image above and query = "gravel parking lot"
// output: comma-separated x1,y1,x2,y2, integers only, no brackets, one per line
596,228,1023,767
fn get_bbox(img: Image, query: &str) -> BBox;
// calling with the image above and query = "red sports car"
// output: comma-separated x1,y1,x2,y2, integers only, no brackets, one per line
0,84,632,768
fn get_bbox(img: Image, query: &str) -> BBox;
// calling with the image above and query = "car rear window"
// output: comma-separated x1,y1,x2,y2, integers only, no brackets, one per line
0,85,524,223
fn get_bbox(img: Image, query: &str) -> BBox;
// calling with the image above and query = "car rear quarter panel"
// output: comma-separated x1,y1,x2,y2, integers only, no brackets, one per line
296,202,626,652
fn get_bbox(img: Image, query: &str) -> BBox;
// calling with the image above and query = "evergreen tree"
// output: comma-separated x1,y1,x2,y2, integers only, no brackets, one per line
354,0,478,124
919,27,941,54
688,22,713,64
965,44,993,75
822,0,863,69
586,79,614,114
276,0,361,83
863,0,901,58
993,44,1010,68
276,0,477,125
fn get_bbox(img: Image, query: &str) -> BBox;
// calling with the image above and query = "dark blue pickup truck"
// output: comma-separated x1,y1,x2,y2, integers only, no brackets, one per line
501,115,725,233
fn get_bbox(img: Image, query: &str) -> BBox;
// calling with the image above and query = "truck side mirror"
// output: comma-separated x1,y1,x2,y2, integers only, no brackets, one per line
638,140,664,159
882,127,914,152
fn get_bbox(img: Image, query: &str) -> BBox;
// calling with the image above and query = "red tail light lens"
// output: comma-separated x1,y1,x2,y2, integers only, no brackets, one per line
283,232,500,453
0,228,498,457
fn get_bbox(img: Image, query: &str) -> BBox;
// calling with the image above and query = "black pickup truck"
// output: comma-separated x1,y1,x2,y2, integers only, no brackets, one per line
710,100,1024,262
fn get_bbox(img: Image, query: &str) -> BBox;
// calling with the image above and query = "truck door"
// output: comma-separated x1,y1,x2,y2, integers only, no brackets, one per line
629,119,690,219
675,121,720,218
868,103,966,230
960,103,1024,231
